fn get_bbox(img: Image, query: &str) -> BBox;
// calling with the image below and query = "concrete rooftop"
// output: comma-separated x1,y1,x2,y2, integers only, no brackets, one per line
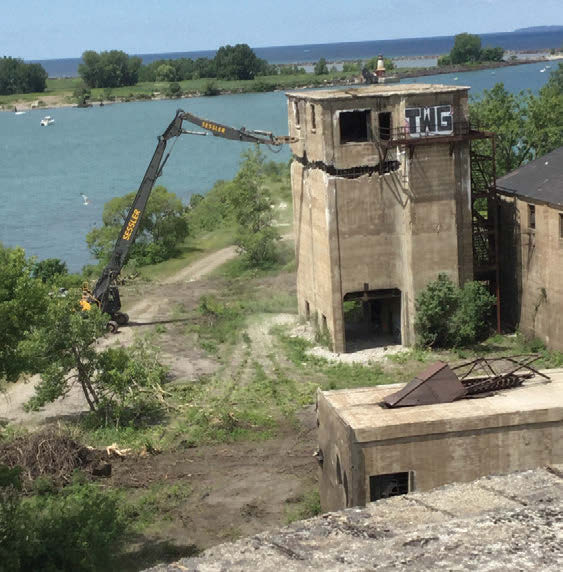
321,368,563,443
286,83,471,101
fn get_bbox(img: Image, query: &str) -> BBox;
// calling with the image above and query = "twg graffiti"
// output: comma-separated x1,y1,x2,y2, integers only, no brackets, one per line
404,105,453,137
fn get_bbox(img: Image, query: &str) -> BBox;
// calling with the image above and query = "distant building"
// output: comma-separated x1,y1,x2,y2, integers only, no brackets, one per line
497,147,563,351
286,84,493,353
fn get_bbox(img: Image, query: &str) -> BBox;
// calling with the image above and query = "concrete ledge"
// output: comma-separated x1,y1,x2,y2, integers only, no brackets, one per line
146,467,563,571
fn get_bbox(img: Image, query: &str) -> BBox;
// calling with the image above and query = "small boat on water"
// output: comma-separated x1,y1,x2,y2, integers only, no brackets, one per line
540,68,546,73
40,116,55,126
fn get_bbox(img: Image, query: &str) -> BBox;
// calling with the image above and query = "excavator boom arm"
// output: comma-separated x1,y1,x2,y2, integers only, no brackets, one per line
91,109,295,315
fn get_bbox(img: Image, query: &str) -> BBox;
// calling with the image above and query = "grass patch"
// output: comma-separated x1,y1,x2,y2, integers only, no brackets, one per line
285,489,321,524
123,481,192,532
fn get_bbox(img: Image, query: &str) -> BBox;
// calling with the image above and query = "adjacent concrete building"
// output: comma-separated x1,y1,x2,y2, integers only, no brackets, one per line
286,84,479,352
316,369,563,512
497,147,563,351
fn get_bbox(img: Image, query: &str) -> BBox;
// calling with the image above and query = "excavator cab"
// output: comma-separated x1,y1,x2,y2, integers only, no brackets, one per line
80,282,126,333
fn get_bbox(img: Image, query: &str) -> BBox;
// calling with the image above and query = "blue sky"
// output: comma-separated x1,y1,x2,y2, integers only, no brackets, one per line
2,0,562,60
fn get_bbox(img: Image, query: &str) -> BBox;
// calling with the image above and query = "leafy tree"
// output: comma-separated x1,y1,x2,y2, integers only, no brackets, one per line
228,148,280,267
194,57,216,79
470,83,529,175
314,58,329,75
480,46,504,62
449,33,482,64
78,50,141,88
415,274,495,348
21,294,168,427
186,180,232,233
31,258,68,283
0,244,50,382
0,57,47,95
470,68,563,177
278,64,306,75
86,186,189,266
214,44,267,80
156,63,177,82
525,62,563,158
72,82,91,106
437,54,451,67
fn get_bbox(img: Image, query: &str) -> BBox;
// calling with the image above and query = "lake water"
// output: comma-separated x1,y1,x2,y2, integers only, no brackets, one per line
0,61,555,271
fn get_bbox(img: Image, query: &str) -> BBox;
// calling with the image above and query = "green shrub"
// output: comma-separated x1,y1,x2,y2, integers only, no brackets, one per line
203,80,220,96
165,81,182,98
0,476,129,571
415,274,495,348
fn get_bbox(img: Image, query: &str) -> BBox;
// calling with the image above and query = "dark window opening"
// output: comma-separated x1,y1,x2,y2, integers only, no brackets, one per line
305,300,310,319
528,204,536,230
310,104,316,131
370,472,410,502
379,112,392,141
336,455,342,484
294,101,300,127
343,471,349,506
339,110,371,143
559,213,563,238
343,289,401,352
322,314,328,332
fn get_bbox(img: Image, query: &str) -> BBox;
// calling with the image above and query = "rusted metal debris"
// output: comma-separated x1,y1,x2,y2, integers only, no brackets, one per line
384,361,466,407
384,355,550,408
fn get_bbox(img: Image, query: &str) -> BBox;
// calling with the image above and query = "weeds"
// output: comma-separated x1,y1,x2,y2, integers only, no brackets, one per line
285,489,321,524
124,481,192,531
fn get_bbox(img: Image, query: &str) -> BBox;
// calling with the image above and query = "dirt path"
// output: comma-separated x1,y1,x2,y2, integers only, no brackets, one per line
163,246,238,284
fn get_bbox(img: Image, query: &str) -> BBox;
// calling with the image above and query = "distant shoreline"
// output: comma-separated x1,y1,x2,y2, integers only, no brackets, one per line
2,55,560,113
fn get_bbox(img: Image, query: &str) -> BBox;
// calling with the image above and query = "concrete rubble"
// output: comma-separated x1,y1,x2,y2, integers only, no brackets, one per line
146,466,563,571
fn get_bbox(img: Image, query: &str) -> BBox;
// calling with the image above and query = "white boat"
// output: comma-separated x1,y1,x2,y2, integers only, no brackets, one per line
540,68,546,73
40,116,55,126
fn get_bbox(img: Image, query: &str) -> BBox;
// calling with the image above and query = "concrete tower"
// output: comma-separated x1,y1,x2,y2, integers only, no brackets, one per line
286,84,474,352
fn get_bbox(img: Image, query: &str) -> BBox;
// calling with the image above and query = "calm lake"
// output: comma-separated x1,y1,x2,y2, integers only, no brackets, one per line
0,61,556,270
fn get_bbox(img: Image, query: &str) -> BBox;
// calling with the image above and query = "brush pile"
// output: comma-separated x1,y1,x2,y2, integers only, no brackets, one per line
0,428,101,489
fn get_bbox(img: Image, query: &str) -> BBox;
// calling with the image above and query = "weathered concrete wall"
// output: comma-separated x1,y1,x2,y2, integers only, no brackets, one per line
499,195,563,351
317,372,563,512
316,388,358,512
289,85,473,351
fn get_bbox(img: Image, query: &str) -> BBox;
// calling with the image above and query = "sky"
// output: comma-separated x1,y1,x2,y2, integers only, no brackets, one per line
1,0,562,60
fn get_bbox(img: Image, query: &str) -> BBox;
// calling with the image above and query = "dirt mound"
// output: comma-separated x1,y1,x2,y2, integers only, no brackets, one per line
0,428,102,488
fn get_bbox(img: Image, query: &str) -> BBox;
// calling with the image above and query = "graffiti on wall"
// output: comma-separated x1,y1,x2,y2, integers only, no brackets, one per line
404,105,453,137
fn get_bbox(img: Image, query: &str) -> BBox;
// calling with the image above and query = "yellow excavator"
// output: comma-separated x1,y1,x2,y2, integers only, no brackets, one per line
81,109,296,331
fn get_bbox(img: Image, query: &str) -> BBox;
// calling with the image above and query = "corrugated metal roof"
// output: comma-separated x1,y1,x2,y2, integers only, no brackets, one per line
496,147,563,208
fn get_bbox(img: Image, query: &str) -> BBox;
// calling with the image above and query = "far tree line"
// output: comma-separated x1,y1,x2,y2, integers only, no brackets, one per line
438,33,504,66
0,57,47,95
0,33,509,95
